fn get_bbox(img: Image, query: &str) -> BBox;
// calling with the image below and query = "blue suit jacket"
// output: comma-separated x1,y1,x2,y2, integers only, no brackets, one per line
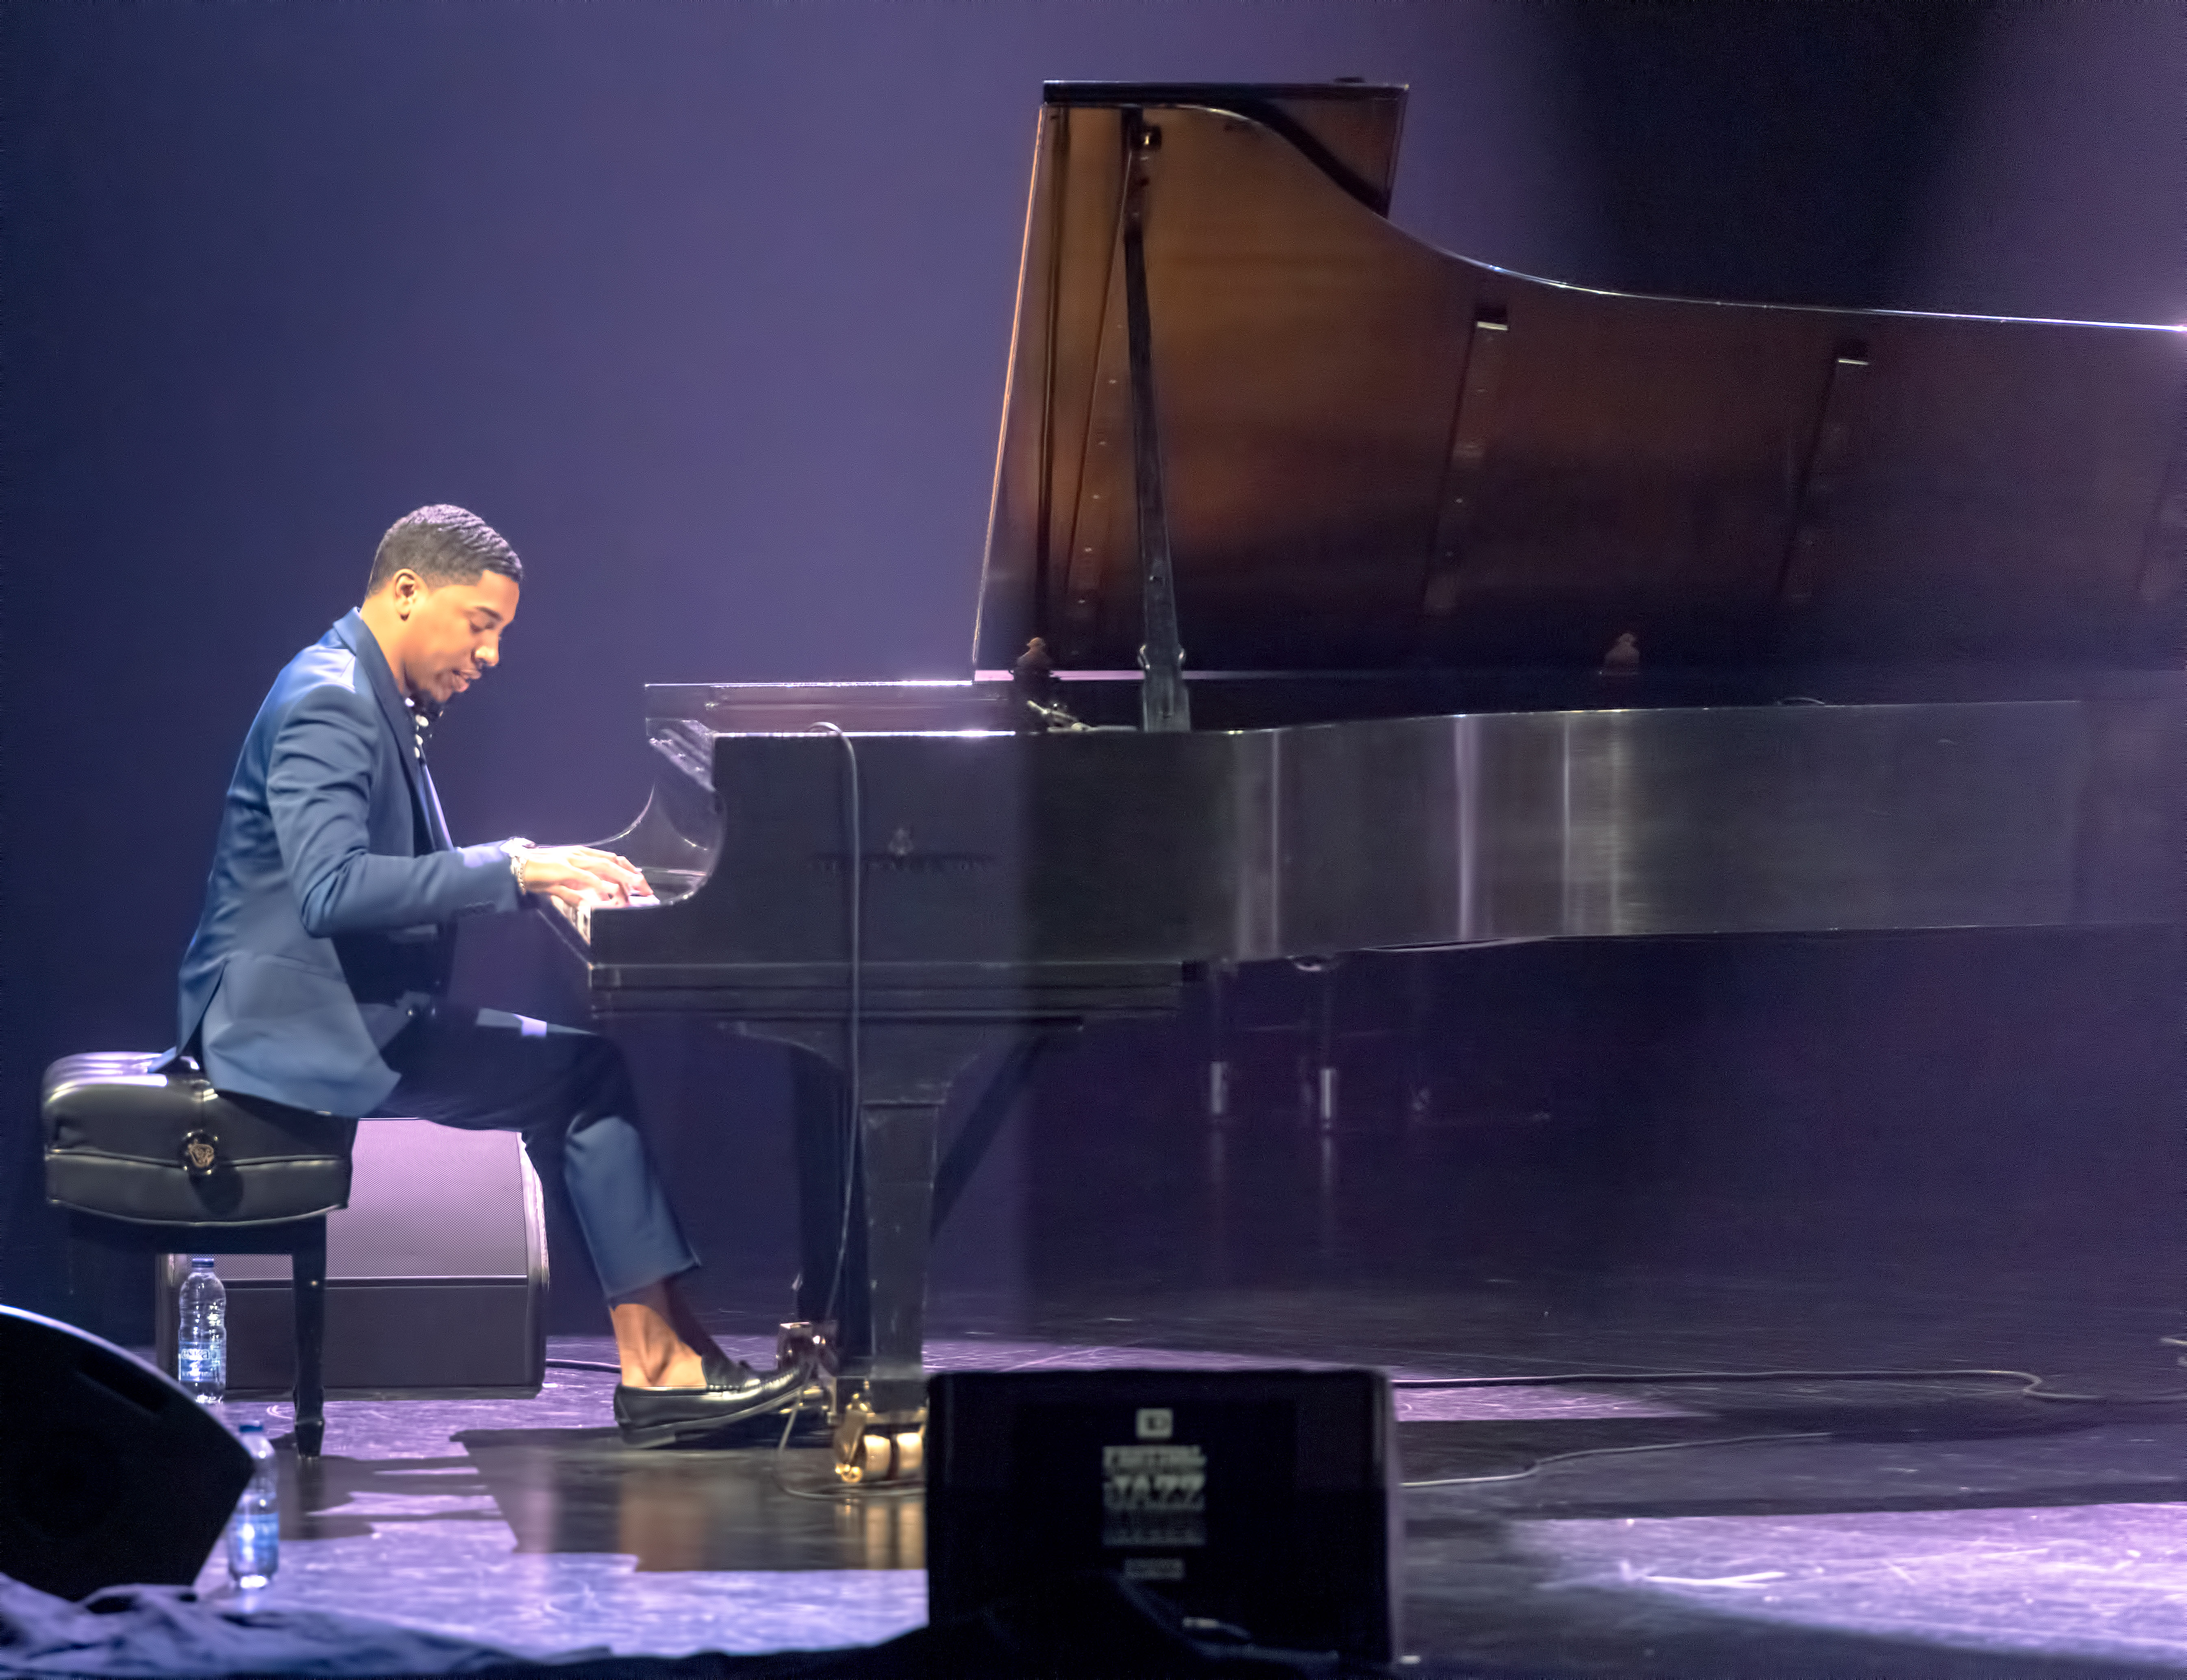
178,611,521,1115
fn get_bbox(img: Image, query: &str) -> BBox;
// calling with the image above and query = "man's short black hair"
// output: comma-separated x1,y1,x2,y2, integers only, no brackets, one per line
366,505,524,596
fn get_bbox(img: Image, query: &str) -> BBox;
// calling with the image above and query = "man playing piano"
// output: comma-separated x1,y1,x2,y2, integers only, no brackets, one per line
177,504,805,1446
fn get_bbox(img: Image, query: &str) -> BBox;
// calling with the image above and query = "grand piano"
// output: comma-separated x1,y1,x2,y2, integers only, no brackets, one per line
546,82,2187,1455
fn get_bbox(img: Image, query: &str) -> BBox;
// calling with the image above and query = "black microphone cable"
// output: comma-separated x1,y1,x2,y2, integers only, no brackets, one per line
808,722,863,1340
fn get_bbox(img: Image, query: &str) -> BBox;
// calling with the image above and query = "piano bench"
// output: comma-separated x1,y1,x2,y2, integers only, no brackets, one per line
41,1051,356,1459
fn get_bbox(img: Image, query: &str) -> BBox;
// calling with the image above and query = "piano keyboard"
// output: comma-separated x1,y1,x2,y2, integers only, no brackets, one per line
545,888,662,947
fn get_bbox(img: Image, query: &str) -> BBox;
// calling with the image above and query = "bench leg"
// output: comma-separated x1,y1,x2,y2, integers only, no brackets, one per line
292,1221,328,1459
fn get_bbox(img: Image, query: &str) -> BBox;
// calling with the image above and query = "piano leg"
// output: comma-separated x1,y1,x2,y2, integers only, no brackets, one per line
856,1075,946,1417
1206,959,1235,1127
1314,965,1340,1132
782,1022,1019,1420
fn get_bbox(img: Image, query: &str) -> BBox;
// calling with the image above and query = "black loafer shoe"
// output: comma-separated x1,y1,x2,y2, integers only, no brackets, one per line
614,1353,812,1448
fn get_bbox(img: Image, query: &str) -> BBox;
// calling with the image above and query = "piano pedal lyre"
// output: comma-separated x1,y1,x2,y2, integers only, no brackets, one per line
778,1319,840,1419
831,1389,926,1486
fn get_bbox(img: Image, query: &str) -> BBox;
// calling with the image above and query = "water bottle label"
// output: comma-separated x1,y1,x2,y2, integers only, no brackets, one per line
178,1344,226,1377
178,1338,226,1403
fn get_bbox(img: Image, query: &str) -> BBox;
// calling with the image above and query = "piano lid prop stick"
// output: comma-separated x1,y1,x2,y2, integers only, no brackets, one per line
1122,107,1190,735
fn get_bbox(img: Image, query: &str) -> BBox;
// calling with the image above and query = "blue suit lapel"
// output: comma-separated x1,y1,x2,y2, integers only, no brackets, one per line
328,611,440,853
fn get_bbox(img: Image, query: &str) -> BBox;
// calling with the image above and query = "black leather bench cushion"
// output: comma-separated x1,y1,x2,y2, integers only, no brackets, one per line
43,1053,355,1226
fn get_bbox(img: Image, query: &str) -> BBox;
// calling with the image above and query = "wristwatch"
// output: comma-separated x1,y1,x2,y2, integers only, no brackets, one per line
505,839,536,893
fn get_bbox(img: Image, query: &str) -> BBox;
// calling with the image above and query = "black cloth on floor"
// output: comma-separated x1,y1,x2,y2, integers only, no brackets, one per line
0,1570,1412,1680
0,1574,567,1676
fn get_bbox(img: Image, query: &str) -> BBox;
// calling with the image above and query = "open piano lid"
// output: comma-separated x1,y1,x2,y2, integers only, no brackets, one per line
973,81,2187,681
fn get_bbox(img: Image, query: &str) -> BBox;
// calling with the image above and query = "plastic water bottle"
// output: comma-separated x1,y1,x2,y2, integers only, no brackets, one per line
226,1423,279,1589
176,1256,226,1404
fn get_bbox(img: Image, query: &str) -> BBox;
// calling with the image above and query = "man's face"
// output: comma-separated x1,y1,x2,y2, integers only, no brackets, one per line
391,570,520,704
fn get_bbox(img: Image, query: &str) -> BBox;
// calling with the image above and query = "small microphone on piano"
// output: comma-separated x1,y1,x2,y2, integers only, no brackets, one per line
1012,636,1088,731
1013,636,1056,700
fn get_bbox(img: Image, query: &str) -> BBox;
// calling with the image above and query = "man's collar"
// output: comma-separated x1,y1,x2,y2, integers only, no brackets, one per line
331,609,425,782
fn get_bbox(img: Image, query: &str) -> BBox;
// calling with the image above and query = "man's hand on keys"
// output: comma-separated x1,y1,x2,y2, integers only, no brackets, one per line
521,845,655,910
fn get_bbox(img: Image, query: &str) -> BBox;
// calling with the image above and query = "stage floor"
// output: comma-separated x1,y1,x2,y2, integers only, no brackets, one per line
190,1279,2187,1678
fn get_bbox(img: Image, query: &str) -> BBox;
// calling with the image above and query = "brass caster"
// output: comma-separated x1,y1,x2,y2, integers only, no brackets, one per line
832,1392,926,1485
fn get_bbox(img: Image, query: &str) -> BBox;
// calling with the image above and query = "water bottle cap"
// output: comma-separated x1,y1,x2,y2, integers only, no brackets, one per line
189,1255,217,1268
238,1422,263,1435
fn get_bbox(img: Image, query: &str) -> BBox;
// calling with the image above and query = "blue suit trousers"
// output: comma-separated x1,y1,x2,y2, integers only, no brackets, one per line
370,1005,698,1301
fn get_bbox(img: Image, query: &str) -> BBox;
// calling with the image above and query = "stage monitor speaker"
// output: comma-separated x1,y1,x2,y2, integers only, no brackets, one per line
155,1119,547,1396
927,1368,1399,1662
0,1305,250,1602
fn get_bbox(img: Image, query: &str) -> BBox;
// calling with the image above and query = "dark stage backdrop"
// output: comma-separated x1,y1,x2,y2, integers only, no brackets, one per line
4,1,2182,1335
